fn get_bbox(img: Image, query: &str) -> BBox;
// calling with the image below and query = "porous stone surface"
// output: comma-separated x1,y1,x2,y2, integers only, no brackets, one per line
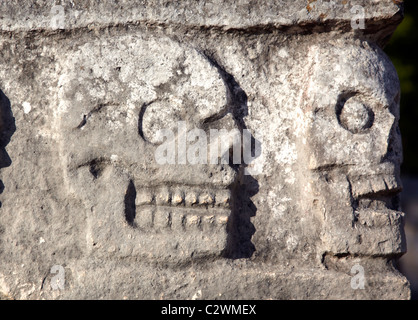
0,0,410,299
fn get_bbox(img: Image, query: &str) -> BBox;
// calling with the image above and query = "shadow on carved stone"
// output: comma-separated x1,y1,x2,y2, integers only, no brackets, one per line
124,180,137,227
0,89,15,207
225,173,258,259
202,53,259,259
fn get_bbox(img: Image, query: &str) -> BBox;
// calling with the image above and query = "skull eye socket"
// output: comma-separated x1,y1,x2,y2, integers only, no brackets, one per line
336,96,374,134
139,99,183,145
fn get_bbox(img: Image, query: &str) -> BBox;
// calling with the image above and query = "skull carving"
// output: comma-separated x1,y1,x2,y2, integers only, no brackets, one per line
302,41,405,256
56,34,246,262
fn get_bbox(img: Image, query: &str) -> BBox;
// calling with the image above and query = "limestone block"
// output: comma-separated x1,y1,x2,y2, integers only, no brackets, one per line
0,0,409,299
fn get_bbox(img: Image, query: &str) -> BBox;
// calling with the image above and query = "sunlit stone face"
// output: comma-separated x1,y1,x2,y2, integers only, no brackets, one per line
302,42,405,256
55,34,246,262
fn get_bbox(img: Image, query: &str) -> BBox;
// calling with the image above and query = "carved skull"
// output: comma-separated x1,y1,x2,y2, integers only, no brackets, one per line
56,34,245,262
302,41,405,256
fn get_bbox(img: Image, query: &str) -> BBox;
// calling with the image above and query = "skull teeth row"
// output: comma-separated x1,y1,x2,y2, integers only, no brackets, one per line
349,174,401,198
133,208,229,230
135,187,231,208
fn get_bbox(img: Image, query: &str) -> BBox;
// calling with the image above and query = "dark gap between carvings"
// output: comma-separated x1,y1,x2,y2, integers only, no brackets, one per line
124,180,137,227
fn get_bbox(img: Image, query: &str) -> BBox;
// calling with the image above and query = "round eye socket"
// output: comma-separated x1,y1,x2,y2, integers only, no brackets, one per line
337,97,374,134
139,99,183,145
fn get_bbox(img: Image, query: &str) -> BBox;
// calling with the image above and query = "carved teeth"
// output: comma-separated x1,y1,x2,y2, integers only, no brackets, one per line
156,188,171,206
136,207,154,229
185,192,199,206
199,192,215,206
350,174,402,214
136,187,231,208
172,189,184,206
215,190,231,208
216,215,229,225
154,208,171,229
186,215,201,227
349,174,402,198
133,207,229,231
356,210,403,229
135,189,154,206
358,198,389,211
202,215,215,224
132,186,231,231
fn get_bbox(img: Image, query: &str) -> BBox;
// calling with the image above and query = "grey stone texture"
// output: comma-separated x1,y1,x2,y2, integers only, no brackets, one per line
0,0,410,299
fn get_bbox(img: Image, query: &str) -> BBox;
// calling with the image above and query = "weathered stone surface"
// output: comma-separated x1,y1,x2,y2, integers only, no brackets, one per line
0,0,410,299
0,1,403,32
